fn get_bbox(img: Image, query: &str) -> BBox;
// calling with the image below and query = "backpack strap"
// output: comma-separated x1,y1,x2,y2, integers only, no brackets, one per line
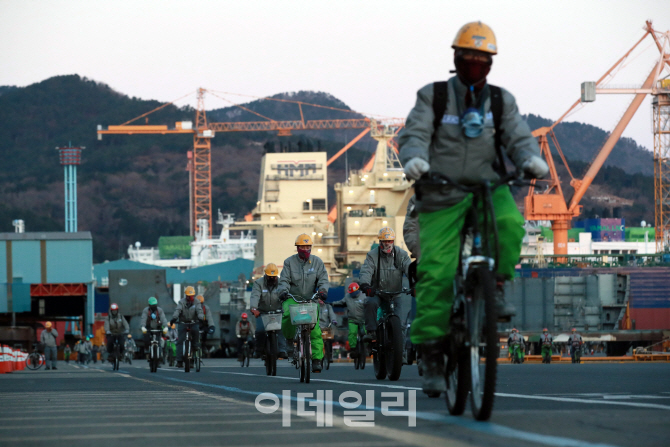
432,81,449,138
489,84,507,176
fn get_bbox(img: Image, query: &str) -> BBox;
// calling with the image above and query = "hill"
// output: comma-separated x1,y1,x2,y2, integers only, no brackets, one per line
0,75,656,261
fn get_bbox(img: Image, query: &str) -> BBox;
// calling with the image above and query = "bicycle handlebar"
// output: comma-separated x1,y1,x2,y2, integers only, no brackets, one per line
414,172,534,196
286,293,319,304
377,288,413,296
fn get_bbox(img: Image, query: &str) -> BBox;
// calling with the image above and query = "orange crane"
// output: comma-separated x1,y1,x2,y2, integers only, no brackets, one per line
525,21,670,260
97,90,402,236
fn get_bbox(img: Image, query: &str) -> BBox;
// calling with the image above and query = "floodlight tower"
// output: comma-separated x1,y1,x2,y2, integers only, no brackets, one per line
56,144,84,232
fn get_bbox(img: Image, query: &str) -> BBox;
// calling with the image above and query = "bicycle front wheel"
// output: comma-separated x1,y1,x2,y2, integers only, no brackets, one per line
358,334,367,370
385,316,404,381
25,353,45,370
302,329,311,383
468,267,498,421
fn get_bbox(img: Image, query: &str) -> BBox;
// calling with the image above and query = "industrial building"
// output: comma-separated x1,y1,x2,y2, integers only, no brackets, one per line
0,232,94,347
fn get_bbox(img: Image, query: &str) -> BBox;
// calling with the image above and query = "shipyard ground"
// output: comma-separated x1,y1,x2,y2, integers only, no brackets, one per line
1,359,668,447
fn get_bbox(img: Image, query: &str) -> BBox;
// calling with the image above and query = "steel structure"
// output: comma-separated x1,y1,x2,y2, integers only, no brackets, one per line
653,87,670,251
98,92,403,237
56,145,84,232
525,21,670,260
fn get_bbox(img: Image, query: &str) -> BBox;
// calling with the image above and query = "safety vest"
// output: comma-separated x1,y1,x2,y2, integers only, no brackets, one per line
541,333,553,346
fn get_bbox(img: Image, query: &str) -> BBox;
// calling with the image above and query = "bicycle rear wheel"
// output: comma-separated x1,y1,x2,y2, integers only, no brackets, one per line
385,316,404,381
468,267,498,421
266,332,277,376
445,346,469,415
25,353,45,370
324,342,331,370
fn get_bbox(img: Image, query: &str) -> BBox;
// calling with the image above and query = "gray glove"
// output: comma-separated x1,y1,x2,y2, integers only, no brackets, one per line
521,155,549,179
403,158,430,180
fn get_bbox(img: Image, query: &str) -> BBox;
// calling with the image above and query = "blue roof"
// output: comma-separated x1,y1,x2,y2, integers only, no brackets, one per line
93,258,254,284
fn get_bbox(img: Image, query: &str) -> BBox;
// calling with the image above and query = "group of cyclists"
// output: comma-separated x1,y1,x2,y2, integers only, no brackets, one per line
92,21,550,419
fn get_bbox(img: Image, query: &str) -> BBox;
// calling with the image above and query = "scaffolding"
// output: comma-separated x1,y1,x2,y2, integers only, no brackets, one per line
654,89,670,251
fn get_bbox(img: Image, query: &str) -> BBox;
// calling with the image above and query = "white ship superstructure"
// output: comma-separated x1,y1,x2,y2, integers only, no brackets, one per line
128,211,256,268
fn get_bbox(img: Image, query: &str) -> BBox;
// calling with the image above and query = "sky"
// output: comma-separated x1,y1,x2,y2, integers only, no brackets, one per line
1,0,669,151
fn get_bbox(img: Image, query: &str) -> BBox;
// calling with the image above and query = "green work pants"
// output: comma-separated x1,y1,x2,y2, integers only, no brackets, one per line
541,345,552,359
281,298,324,361
411,185,525,344
348,321,364,349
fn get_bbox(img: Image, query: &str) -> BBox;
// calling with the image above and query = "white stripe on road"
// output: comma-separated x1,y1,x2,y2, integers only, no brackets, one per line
164,376,621,447
0,412,261,422
495,393,670,410
214,370,670,410
0,419,300,430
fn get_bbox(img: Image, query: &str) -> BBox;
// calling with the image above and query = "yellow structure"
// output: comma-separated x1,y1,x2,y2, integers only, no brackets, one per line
234,152,340,279
334,123,413,267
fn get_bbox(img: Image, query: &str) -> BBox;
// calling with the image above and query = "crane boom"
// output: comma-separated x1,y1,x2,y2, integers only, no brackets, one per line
568,61,662,212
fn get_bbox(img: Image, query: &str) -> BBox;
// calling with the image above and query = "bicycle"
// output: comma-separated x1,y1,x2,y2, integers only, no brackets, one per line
371,288,410,382
415,172,530,421
510,343,523,364
148,329,162,373
110,336,124,371
353,323,366,370
25,344,45,370
321,322,334,371
239,337,251,367
181,321,199,373
166,339,176,367
261,309,282,376
288,293,319,384
123,348,133,365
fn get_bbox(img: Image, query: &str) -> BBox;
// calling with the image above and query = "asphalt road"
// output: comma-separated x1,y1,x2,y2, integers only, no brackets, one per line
1,357,669,447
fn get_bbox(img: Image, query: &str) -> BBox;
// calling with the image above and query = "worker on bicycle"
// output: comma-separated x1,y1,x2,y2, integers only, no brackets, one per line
359,227,412,343
398,21,549,394
196,295,215,357
319,299,337,363
278,233,329,373
169,286,205,368
235,313,255,360
140,297,168,361
124,334,136,361
104,303,129,362
568,328,583,363
508,328,525,363
332,282,366,358
540,328,554,363
251,263,288,359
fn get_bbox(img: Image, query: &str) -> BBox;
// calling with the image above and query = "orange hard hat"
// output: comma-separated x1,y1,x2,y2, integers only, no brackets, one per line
452,21,498,55
572,328,577,332
45,322,52,329
543,328,548,332
196,295,204,303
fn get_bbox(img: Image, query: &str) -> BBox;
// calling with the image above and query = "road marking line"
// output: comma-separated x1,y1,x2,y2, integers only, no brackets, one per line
0,413,260,421
495,393,670,410
162,376,619,447
213,371,423,390
0,419,297,430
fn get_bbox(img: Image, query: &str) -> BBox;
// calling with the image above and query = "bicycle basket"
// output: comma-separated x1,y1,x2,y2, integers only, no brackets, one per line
261,313,282,331
289,303,318,325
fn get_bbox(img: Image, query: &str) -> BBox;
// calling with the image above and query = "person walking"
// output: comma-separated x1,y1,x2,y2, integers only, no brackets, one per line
63,344,72,363
40,322,59,370
540,328,554,363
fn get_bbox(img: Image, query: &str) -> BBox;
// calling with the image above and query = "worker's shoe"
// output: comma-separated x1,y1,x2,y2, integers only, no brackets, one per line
52,366,57,370
349,350,358,359
419,340,446,396
312,359,322,373
146,354,151,362
45,366,51,370
176,361,183,368
495,279,515,322
362,333,376,343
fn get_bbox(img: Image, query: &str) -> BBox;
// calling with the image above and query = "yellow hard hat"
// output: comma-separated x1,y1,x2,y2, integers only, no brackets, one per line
170,323,176,329
45,322,52,329
196,295,204,303
264,263,279,277
127,334,132,339
295,233,313,246
378,227,396,241
184,286,196,296
452,21,497,55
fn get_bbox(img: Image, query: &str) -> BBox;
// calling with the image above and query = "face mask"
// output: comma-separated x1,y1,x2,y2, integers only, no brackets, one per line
297,246,311,261
150,305,157,312
380,241,394,254
266,276,278,287
351,290,361,298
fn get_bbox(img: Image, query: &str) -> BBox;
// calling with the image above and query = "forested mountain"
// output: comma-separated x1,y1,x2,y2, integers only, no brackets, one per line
0,75,656,262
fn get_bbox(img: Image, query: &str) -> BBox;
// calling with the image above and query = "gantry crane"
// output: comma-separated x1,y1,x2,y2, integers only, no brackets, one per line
525,21,670,260
97,89,403,237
